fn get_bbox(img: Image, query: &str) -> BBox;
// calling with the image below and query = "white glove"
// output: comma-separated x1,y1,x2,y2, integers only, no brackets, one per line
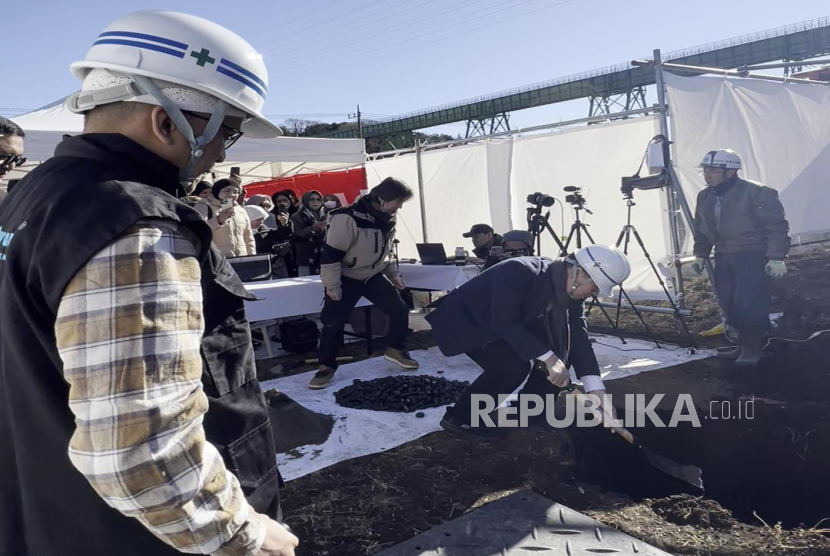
542,356,570,388
765,260,787,278
690,257,706,276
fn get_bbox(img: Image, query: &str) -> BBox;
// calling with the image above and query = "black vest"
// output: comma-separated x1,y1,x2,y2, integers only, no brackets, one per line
0,134,280,555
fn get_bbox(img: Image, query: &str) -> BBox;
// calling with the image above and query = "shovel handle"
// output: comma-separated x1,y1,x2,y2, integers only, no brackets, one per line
571,390,636,445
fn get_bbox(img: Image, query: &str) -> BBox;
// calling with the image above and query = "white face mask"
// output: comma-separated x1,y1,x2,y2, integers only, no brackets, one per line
323,200,337,209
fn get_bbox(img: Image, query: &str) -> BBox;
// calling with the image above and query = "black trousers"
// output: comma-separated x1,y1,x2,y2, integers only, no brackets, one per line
446,339,560,426
318,273,409,369
714,251,771,333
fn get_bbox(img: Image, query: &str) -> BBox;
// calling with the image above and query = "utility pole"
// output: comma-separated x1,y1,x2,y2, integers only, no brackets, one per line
348,104,362,138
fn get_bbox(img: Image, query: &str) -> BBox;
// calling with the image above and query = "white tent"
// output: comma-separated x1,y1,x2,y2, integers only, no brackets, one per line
10,98,365,183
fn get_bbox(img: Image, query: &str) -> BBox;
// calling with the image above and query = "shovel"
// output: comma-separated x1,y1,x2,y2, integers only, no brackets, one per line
569,387,704,491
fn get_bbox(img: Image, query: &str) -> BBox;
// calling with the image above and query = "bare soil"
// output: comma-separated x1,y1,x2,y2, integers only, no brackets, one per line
263,247,830,555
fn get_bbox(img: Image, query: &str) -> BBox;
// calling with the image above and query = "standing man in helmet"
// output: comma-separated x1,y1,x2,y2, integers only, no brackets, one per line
0,11,298,556
691,149,790,367
426,246,631,434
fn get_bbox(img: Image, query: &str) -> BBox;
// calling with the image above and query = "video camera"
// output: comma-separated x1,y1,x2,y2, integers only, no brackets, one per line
526,192,555,207
563,186,585,206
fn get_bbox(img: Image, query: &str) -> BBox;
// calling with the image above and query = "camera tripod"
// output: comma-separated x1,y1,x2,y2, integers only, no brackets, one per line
611,194,697,348
526,205,567,257
561,201,593,252
527,197,631,344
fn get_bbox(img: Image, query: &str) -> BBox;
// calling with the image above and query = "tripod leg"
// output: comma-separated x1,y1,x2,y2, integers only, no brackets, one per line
630,226,698,348
586,296,628,344
618,286,662,349
543,221,568,256
581,225,596,246
562,224,578,253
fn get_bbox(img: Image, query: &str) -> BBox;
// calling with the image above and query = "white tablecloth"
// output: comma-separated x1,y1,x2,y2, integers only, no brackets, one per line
244,264,479,322
397,263,480,291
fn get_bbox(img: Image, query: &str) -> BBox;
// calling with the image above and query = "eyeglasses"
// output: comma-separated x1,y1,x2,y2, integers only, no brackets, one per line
1,153,27,168
184,113,244,150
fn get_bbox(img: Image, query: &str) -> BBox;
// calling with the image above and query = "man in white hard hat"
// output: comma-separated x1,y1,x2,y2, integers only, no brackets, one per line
426,245,631,435
0,11,298,556
691,149,790,367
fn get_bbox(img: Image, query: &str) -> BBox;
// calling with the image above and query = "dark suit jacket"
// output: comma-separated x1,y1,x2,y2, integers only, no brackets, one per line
425,256,600,378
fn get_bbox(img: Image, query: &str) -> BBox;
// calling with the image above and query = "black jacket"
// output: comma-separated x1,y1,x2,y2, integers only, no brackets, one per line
693,175,790,259
425,256,600,378
0,134,280,555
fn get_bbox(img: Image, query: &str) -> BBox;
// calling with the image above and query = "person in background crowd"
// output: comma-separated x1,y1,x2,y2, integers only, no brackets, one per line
502,229,535,257
480,229,536,269
245,205,269,230
194,178,256,257
463,223,503,269
0,10,296,556
192,179,213,200
247,204,293,278
290,190,327,276
0,117,26,206
248,193,278,228
312,178,419,389
322,193,343,216
691,149,790,366
272,188,299,216
268,191,297,274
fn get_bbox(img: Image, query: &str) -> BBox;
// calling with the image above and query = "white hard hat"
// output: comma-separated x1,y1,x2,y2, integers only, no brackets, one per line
699,149,742,170
67,11,280,138
574,245,632,298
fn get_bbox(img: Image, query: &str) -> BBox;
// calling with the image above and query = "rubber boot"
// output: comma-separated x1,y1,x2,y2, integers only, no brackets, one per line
716,345,741,360
735,329,765,367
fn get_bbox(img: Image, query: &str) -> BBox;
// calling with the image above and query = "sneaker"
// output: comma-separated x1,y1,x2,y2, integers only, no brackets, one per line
308,366,336,390
384,348,419,370
439,416,506,438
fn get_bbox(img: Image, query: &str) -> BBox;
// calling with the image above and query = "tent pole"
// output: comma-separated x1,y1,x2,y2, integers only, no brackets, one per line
415,141,428,243
654,49,686,308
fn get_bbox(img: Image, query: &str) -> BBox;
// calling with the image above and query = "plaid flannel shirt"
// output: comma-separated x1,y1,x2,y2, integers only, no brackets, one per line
55,220,265,555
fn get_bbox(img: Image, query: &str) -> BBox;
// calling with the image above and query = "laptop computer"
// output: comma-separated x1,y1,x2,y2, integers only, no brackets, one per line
416,243,452,265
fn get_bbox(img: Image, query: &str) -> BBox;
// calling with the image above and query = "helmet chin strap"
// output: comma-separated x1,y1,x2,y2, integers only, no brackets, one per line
131,75,228,193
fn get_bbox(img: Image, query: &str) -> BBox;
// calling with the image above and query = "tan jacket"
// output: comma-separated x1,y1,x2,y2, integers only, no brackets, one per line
194,201,256,258
320,197,400,295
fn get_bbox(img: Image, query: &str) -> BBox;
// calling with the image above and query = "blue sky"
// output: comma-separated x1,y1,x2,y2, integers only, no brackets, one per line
5,0,828,136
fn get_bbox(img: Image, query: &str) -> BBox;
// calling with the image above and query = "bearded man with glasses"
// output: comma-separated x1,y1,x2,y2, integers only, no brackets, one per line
0,117,26,206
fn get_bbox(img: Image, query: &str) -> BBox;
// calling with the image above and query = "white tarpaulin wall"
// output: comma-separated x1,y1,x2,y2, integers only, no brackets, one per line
509,117,669,300
10,99,366,182
365,117,673,300
666,73,830,248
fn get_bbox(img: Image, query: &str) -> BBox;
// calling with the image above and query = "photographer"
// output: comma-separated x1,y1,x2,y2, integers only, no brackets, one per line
502,229,535,257
463,223,503,268
246,205,292,278
194,178,256,257
427,246,630,435
290,190,327,276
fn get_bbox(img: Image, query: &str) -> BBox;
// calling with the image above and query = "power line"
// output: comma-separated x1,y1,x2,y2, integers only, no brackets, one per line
262,0,484,67
273,0,575,75
245,0,343,43
241,0,332,42
257,0,447,61
260,0,391,46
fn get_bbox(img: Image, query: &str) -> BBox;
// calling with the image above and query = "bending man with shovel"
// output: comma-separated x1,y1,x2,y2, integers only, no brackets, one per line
426,246,631,435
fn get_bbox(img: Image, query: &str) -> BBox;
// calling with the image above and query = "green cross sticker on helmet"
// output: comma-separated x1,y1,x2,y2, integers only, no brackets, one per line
67,10,282,139
190,48,215,67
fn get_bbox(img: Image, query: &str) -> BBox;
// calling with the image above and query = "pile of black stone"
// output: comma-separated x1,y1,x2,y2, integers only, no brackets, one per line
334,375,469,412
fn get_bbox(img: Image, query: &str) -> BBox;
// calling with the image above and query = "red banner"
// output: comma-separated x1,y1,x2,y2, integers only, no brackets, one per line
245,167,367,205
